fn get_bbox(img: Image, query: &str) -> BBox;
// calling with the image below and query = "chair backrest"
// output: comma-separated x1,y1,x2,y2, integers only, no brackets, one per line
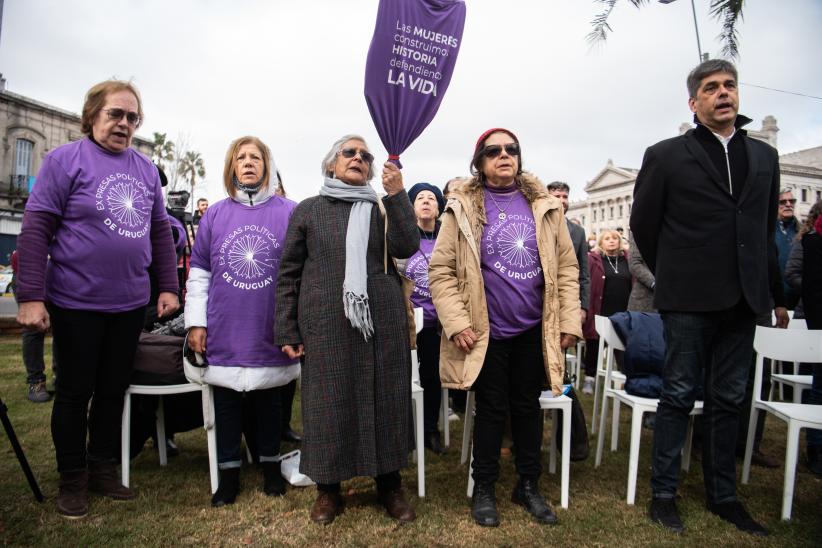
751,326,822,405
594,315,625,388
788,318,807,330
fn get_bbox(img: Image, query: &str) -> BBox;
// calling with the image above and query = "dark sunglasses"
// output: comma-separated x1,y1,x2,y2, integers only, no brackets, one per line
102,107,141,127
481,143,520,159
339,147,374,164
779,198,797,206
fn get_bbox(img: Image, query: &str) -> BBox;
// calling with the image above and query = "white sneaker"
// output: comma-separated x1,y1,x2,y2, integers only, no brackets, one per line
582,378,594,395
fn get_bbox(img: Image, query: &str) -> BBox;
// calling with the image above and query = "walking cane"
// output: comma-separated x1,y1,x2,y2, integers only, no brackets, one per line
0,395,44,502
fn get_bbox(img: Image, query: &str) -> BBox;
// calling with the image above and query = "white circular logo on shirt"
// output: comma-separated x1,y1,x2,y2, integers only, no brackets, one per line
484,214,542,280
96,173,153,239
218,225,280,290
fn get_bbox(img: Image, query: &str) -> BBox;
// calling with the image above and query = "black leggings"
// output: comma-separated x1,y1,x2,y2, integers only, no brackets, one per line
48,303,145,472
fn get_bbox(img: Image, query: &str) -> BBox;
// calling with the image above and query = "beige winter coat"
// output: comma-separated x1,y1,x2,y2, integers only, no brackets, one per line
428,173,583,395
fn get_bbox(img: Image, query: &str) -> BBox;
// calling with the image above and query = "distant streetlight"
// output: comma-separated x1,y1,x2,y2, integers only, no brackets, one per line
659,0,707,63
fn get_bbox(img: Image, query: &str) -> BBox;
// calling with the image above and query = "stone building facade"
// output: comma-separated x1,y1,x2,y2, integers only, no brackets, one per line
567,116,822,239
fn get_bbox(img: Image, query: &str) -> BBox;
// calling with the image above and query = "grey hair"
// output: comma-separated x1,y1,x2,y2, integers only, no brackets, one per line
321,134,374,182
779,187,794,196
686,59,738,99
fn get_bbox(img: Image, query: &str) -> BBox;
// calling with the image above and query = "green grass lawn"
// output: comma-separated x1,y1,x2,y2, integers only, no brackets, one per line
0,334,819,546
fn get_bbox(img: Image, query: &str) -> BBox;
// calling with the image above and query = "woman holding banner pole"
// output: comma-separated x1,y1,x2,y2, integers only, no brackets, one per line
429,128,582,527
275,134,419,524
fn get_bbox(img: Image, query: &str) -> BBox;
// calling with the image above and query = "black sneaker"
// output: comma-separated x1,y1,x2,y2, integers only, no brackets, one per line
511,478,557,525
707,500,768,537
471,482,500,527
649,498,684,533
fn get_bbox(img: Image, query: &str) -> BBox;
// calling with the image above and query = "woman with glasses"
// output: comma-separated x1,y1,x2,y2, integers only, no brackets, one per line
429,128,581,527
15,80,179,519
185,136,299,507
274,134,419,524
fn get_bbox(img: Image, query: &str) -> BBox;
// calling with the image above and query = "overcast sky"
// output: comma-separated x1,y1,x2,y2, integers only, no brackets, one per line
2,0,821,205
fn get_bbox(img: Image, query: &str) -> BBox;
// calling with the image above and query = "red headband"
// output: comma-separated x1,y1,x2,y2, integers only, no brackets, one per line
474,128,519,153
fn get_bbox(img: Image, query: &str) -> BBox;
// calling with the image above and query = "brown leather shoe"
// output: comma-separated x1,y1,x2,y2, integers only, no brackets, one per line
88,460,135,500
310,491,344,525
378,487,416,523
57,469,89,519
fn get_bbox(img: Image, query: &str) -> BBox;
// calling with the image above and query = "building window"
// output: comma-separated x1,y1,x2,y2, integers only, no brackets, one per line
580,214,586,225
592,210,596,222
14,139,34,192
816,190,821,202
619,205,624,218
802,188,808,203
601,208,605,220
609,207,614,219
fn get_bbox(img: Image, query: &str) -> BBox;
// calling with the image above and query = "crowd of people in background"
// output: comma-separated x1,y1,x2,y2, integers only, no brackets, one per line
9,57,822,538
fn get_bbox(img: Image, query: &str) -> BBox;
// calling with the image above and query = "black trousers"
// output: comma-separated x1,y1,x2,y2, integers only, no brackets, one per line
472,325,544,483
417,326,442,434
48,303,145,472
213,385,282,469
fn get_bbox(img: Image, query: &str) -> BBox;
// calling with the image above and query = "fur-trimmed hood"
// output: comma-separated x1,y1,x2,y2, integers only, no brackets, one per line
444,171,562,248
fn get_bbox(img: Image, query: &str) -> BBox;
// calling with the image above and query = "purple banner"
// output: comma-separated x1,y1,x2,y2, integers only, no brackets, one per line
364,0,466,167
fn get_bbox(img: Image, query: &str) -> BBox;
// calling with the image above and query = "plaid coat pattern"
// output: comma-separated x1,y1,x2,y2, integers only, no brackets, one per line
274,190,419,484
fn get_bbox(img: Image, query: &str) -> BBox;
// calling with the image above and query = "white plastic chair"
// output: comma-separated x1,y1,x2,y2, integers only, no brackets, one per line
769,374,813,404
564,340,584,390
591,316,626,435
461,389,572,509
774,316,807,399
410,307,426,497
121,343,218,493
742,326,822,520
440,388,451,449
593,315,702,505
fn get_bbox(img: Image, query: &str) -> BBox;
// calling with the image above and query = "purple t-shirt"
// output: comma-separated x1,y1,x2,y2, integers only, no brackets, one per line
481,186,544,339
190,196,296,367
405,235,438,327
25,138,167,312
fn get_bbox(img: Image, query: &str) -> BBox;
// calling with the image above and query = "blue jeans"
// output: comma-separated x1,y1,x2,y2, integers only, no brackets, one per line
213,385,281,469
651,302,755,504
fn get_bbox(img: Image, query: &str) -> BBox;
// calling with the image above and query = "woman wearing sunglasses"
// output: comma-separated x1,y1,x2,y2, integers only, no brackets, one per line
15,80,179,518
185,136,299,507
275,134,419,524
429,128,582,527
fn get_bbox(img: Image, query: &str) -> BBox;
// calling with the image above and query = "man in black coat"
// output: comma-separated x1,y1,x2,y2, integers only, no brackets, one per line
547,182,590,322
630,59,780,537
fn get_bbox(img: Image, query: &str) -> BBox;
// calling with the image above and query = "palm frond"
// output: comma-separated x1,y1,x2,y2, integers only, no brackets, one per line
587,0,650,46
710,0,745,59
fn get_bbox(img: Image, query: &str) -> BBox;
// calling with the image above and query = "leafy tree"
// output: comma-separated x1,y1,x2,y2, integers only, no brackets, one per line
151,132,175,171
588,0,745,59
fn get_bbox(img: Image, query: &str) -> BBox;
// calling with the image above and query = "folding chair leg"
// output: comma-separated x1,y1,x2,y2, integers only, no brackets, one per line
682,417,694,473
548,409,557,474
611,397,620,452
205,386,219,494
741,402,759,484
782,422,801,520
626,409,644,505
592,374,602,435
560,404,571,509
466,448,474,498
441,388,450,449
121,392,131,488
157,396,167,466
461,392,475,465
595,392,609,467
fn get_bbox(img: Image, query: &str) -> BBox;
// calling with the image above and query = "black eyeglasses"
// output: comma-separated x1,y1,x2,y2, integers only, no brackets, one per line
102,107,141,127
481,143,520,158
779,198,797,206
339,147,374,164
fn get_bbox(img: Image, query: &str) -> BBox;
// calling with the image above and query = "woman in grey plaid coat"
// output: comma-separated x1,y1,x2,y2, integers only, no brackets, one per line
274,134,419,525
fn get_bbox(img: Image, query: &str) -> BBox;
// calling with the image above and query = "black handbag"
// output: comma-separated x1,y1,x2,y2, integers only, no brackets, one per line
557,365,590,462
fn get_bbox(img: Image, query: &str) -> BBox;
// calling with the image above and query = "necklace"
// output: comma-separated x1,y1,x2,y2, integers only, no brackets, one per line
486,187,518,220
605,254,619,274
